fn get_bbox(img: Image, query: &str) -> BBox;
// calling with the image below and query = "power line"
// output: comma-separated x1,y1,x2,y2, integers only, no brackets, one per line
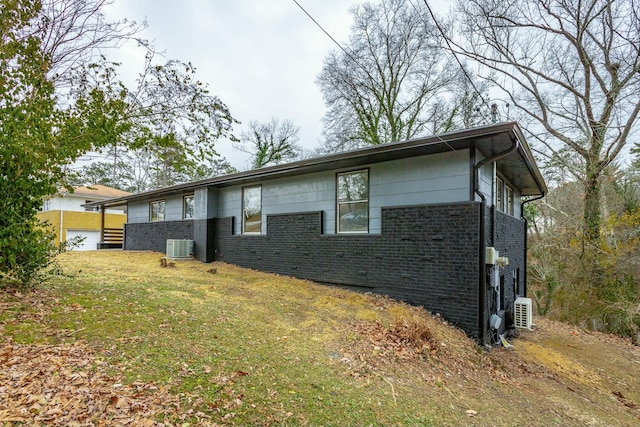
419,0,491,111
291,0,369,75
293,0,493,139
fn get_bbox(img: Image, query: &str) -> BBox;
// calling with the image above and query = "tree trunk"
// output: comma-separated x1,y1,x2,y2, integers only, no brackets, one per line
583,154,605,287
584,163,602,244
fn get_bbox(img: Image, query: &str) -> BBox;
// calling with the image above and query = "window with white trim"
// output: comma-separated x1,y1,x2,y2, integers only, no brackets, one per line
150,200,165,222
337,170,369,233
242,186,261,234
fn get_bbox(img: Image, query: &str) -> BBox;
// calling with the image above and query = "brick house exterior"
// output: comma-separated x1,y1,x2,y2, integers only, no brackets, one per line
88,122,546,344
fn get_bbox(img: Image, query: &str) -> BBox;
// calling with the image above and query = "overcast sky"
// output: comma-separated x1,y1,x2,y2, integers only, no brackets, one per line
103,0,450,170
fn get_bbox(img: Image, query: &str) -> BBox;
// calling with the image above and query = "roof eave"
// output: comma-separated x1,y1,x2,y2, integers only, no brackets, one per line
86,122,546,208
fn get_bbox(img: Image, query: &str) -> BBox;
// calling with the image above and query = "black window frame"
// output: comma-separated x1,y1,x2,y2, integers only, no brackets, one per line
183,195,195,220
496,176,505,212
506,185,515,216
150,200,166,222
242,185,262,234
336,169,369,234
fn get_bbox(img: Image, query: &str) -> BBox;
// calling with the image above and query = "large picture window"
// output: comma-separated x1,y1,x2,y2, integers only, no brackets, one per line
183,195,195,219
150,200,165,222
242,185,262,234
337,170,369,233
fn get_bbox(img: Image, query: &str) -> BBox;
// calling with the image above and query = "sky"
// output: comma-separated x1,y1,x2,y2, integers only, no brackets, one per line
103,0,451,170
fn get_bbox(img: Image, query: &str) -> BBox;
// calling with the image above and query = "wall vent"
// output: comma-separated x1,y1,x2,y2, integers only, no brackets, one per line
166,239,193,259
514,297,533,330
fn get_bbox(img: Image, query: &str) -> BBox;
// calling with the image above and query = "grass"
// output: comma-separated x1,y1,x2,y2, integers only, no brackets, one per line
2,250,640,426
5,252,438,425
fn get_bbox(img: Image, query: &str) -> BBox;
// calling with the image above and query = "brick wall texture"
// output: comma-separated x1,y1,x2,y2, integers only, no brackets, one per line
215,203,483,338
124,220,193,252
122,203,527,341
492,210,526,312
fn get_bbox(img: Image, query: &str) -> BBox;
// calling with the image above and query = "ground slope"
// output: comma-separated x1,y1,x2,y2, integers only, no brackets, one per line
1,251,639,426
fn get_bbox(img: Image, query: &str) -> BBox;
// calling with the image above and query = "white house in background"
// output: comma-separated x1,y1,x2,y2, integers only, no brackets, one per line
38,185,130,251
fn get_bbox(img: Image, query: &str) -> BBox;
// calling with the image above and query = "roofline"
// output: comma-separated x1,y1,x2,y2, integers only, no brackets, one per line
512,124,548,195
87,122,546,208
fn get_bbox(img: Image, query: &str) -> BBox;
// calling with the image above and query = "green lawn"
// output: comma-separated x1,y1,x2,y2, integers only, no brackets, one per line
2,251,639,426
2,251,445,425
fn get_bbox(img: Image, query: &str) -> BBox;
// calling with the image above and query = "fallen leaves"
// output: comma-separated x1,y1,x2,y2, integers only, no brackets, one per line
350,315,439,362
0,341,180,426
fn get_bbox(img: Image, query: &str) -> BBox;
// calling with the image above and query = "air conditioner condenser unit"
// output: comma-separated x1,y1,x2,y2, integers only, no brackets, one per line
514,297,533,330
166,239,193,259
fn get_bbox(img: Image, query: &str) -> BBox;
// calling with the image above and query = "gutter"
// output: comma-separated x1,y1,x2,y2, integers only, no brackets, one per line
473,136,519,345
85,122,528,210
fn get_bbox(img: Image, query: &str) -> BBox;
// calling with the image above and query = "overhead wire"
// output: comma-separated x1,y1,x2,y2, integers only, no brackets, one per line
291,0,370,75
292,0,489,151
418,0,494,123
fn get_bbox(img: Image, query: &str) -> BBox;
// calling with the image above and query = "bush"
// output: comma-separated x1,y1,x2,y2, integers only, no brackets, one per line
0,219,60,289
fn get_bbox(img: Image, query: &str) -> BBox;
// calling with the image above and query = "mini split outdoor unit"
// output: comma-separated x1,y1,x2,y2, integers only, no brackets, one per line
514,297,533,330
166,239,193,259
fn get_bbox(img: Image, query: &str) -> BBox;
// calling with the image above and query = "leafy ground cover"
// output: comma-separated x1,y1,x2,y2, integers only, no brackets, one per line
1,251,639,426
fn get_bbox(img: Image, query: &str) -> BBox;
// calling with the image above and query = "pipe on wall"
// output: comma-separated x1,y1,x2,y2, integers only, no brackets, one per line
473,137,519,345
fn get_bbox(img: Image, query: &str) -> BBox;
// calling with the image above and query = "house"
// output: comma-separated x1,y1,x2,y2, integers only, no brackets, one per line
38,185,130,251
86,122,547,344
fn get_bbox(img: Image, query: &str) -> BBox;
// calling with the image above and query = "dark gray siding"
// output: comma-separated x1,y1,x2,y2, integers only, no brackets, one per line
214,203,482,337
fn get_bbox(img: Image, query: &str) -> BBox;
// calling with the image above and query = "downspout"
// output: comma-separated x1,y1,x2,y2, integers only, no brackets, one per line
473,138,519,345
520,194,545,297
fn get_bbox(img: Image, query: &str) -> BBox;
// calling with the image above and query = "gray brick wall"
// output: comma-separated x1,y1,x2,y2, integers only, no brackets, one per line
124,220,194,253
214,203,483,338
493,210,526,316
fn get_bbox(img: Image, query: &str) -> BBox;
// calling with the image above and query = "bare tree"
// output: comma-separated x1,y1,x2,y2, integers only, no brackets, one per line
317,0,456,151
36,0,146,86
236,118,301,169
454,0,640,249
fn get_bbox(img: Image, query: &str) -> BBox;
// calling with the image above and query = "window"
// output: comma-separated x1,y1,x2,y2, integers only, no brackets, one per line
150,200,165,222
183,195,195,219
337,170,369,233
42,199,50,212
506,186,514,216
242,186,261,234
496,177,505,212
85,200,97,212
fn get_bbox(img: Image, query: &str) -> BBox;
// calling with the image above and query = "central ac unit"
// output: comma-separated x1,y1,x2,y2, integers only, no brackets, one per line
166,239,193,259
514,297,533,330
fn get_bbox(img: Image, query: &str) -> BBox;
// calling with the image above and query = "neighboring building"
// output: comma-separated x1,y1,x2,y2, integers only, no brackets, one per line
38,185,130,251
87,122,547,344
